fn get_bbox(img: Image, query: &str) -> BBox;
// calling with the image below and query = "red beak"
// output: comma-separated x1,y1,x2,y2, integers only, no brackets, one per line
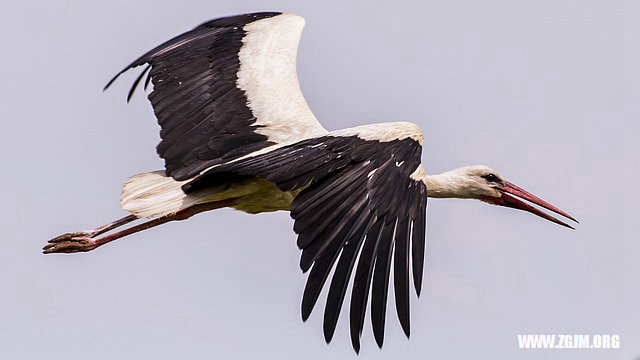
483,182,578,229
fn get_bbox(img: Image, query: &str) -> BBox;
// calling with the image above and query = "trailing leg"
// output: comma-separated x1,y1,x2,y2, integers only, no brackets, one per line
47,214,138,244
43,200,235,254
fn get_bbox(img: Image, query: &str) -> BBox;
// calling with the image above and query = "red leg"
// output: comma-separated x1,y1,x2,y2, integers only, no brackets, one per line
43,200,235,254
91,214,139,236
47,214,138,244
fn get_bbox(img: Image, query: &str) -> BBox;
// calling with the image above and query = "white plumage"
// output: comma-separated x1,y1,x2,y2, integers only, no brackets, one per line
238,14,326,142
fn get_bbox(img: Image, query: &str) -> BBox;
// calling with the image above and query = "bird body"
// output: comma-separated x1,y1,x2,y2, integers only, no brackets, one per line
45,12,577,352
121,121,424,218
121,169,300,216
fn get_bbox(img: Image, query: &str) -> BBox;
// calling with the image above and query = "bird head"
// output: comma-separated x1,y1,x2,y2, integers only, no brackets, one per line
445,165,577,229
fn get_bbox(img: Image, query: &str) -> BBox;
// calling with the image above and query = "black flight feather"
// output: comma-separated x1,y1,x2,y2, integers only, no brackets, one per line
186,134,427,350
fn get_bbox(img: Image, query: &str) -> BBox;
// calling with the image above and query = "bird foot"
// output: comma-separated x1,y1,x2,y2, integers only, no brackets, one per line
43,232,97,254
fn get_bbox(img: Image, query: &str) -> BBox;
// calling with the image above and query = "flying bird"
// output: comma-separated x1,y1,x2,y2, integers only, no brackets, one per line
44,12,577,352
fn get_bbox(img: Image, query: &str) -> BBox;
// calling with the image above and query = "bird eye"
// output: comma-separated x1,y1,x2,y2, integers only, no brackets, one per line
481,173,500,183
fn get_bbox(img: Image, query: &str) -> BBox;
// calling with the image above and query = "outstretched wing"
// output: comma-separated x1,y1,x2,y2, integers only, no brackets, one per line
185,123,428,352
105,12,326,180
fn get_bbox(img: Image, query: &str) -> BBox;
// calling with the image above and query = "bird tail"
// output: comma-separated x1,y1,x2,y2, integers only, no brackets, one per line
120,171,199,218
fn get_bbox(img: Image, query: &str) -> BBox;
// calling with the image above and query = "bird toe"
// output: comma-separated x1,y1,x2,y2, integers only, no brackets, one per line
43,236,96,254
48,231,93,243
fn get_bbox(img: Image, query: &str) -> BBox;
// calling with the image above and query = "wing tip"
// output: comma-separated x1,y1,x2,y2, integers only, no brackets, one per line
350,332,361,354
299,254,313,273
125,65,151,103
323,320,336,344
103,71,123,92
413,276,423,297
401,320,411,338
301,301,312,322
374,332,384,349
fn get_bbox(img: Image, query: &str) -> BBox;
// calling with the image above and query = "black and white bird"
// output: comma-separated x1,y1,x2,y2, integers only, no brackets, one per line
44,12,577,352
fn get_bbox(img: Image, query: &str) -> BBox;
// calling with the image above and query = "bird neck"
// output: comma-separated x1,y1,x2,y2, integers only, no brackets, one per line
423,170,473,199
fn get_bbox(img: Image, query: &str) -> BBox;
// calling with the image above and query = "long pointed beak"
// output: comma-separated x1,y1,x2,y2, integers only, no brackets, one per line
484,182,578,229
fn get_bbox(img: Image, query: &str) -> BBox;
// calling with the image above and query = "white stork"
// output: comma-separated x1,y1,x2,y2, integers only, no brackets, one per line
44,12,577,352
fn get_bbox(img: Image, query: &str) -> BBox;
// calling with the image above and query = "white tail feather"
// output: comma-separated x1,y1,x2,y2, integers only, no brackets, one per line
121,171,281,218
120,171,200,218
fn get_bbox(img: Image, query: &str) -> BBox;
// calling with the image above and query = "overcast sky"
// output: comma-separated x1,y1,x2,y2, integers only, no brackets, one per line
1,1,639,359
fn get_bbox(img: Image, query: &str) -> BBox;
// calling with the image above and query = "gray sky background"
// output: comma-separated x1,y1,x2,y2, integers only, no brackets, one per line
1,1,638,359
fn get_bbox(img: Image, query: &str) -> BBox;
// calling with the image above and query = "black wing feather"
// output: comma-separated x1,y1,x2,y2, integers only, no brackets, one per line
323,221,369,343
301,220,357,321
348,218,384,353
393,218,411,336
127,65,151,103
371,218,396,348
104,12,283,180
188,134,427,350
411,188,428,297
